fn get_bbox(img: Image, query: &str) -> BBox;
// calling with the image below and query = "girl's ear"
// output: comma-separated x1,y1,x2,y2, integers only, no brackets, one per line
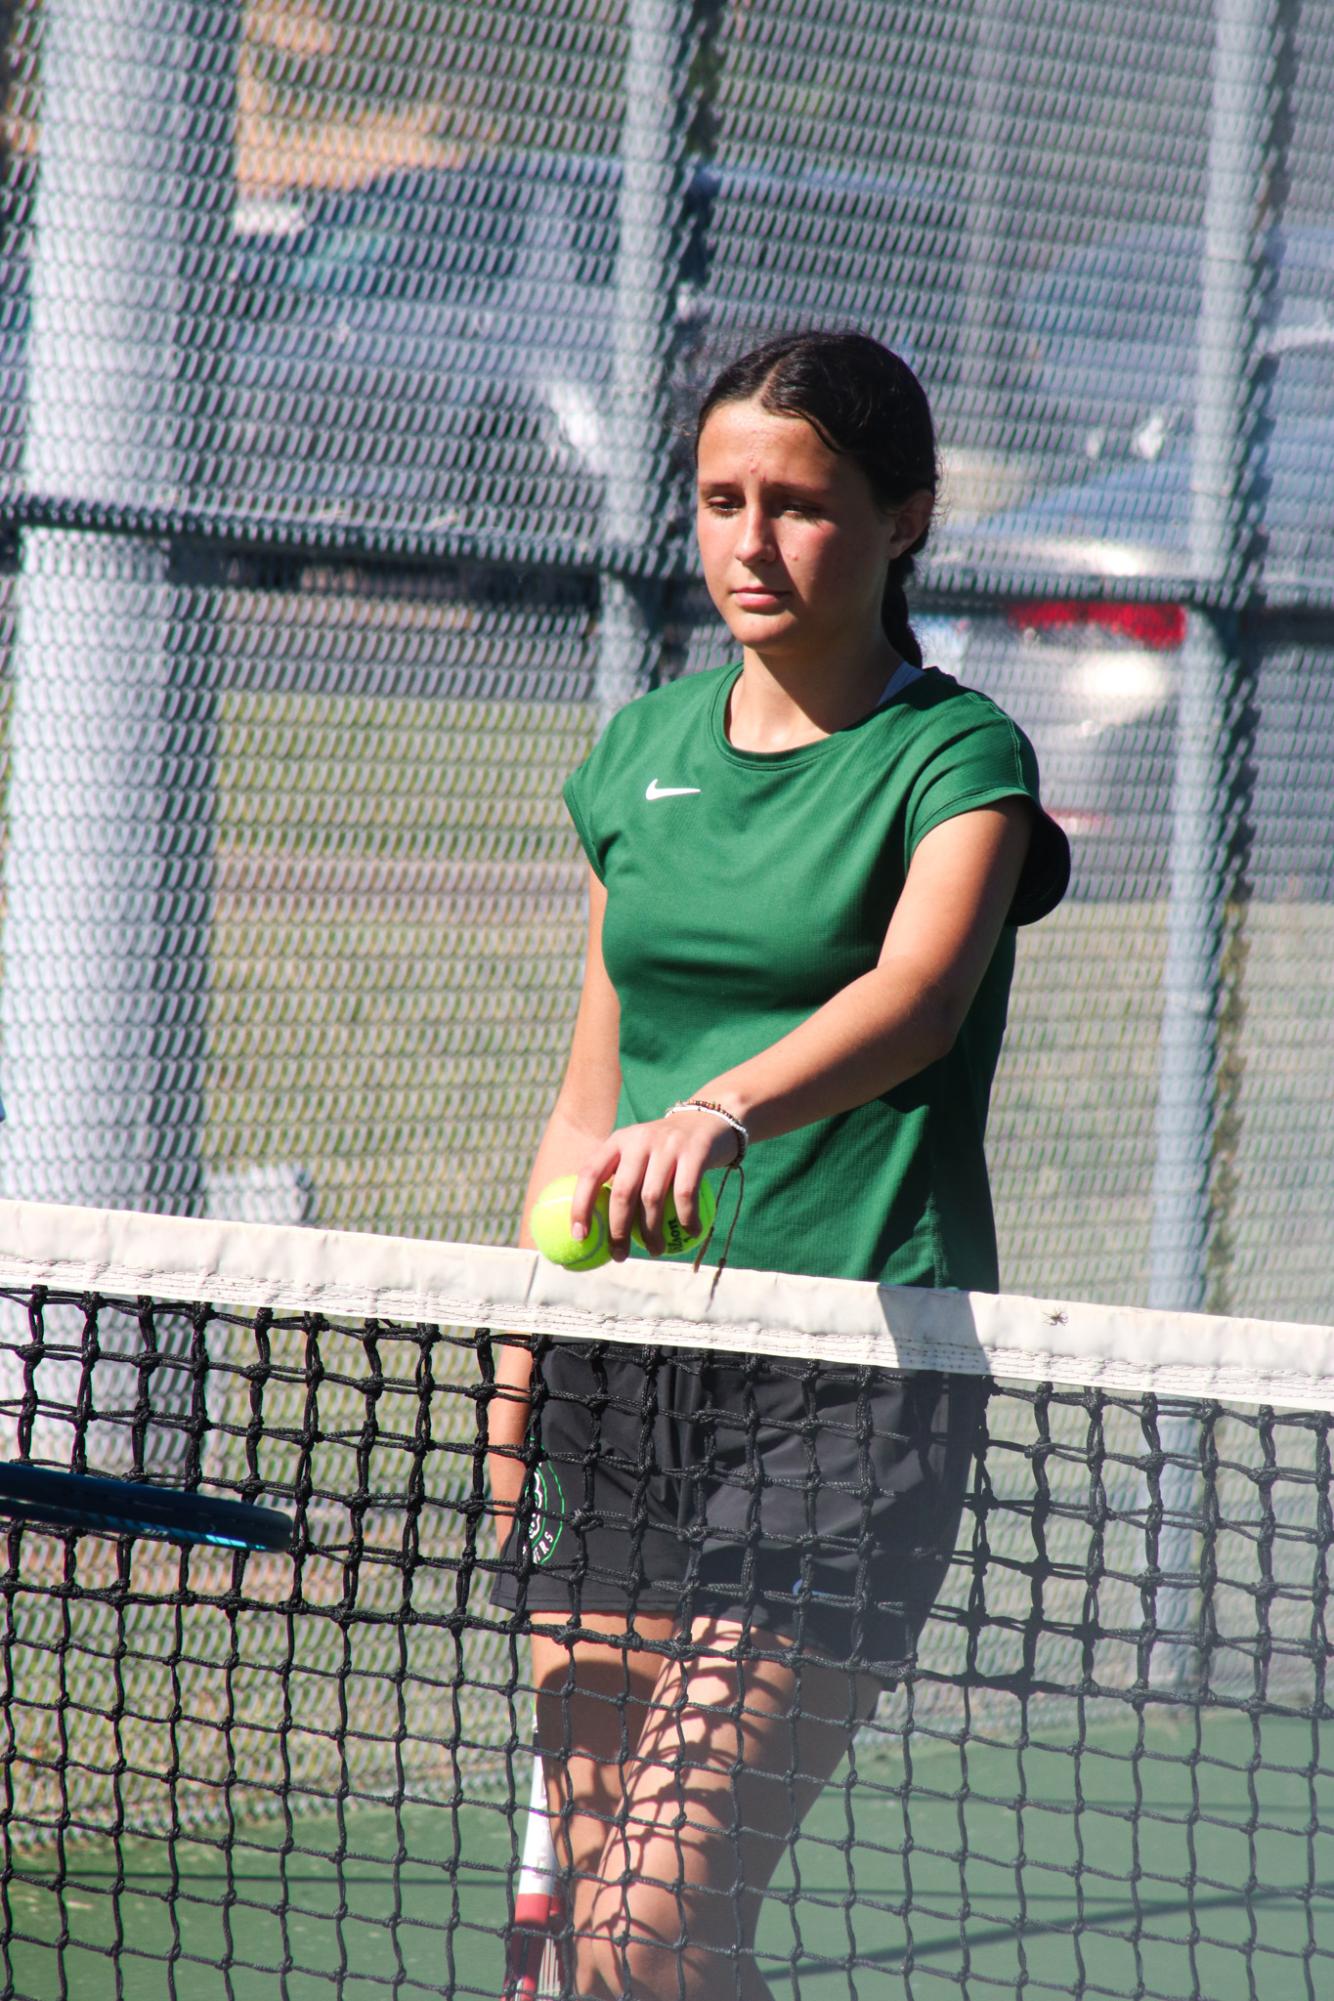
887,487,935,558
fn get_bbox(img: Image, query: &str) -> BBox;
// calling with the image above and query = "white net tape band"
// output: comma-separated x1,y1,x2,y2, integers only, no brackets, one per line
0,1198,1332,1413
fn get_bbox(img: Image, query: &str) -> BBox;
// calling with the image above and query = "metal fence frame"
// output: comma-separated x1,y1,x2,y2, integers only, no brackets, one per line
0,0,1325,1350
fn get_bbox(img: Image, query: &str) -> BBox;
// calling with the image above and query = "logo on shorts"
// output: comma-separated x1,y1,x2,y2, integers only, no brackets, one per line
528,1462,566,1567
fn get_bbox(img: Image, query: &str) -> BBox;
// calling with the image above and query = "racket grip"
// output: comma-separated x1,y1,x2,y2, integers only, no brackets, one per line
503,1747,563,2001
504,1898,563,2001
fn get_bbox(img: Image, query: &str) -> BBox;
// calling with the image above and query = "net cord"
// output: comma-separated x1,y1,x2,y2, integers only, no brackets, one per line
1,1198,1332,1411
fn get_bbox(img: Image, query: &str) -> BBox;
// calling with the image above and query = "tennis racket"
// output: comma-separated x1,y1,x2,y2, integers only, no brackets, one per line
0,1463,294,1551
504,1740,565,2001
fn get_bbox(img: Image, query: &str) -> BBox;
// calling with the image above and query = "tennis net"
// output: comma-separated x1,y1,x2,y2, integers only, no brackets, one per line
0,1197,1329,2000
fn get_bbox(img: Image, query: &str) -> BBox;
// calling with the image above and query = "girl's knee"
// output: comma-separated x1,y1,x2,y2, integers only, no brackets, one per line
577,1929,743,2001
575,1878,749,2001
576,1931,664,2001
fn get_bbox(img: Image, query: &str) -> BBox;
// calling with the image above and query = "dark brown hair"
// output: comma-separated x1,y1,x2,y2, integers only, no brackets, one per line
695,330,937,667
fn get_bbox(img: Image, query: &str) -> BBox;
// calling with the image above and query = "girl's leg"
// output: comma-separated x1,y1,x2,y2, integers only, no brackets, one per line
573,1615,881,2001
530,1615,680,1916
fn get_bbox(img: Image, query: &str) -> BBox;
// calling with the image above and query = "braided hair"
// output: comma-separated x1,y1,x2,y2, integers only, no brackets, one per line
694,330,937,667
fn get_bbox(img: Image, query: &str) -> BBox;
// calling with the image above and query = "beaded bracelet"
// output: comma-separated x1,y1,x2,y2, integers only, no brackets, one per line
664,1098,749,1161
663,1099,749,1275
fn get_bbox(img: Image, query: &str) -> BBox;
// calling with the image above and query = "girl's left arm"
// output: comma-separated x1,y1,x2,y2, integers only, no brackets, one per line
569,798,1036,1259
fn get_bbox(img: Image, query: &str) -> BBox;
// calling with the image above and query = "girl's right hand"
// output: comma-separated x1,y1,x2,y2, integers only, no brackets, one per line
570,1109,739,1261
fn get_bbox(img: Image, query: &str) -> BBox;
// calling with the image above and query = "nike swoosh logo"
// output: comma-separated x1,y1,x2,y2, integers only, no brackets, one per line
645,780,701,801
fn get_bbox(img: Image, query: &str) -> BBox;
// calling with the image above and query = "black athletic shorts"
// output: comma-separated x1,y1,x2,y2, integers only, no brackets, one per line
489,1339,987,1680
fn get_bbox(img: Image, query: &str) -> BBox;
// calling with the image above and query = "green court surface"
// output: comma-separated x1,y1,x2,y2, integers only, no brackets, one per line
2,1709,1328,1999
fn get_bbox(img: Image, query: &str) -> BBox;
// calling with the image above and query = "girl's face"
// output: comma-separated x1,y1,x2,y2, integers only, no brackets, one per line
695,397,930,663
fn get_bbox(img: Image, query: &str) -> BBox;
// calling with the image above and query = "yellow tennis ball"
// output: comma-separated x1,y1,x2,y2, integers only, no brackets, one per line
632,1176,717,1257
530,1175,612,1271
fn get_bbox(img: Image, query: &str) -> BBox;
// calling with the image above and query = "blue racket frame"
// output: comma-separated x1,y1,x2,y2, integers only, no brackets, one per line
0,1463,294,1551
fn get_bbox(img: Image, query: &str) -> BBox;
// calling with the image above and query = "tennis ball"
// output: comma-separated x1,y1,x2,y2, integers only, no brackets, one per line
632,1176,717,1258
530,1175,613,1271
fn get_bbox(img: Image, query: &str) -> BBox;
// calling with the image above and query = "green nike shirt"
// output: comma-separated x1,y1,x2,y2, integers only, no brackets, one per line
561,661,1069,1289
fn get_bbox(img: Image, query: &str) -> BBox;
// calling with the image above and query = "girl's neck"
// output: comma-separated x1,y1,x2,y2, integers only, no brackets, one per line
727,639,904,752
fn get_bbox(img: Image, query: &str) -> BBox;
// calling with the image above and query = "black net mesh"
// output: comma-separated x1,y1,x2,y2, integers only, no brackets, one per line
0,6,1333,1983
0,1265,1328,1999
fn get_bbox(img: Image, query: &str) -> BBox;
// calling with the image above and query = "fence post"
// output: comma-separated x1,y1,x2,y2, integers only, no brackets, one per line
1148,0,1292,1690
0,0,236,1213
958,0,1021,461
597,0,700,733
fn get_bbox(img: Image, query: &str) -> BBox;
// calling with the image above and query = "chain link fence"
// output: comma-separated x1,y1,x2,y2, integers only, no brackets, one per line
0,0,1330,1318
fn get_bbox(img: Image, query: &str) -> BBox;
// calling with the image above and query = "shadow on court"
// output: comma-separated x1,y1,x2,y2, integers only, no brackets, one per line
1,1710,1327,1998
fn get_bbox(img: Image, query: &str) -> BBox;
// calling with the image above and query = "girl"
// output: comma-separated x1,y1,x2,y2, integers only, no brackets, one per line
490,329,1069,2000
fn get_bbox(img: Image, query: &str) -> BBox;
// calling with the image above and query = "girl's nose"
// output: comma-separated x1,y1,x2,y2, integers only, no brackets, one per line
735,505,775,565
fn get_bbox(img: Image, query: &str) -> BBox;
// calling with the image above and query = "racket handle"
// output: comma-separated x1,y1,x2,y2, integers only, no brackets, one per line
504,1746,564,2001
505,1894,563,2001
